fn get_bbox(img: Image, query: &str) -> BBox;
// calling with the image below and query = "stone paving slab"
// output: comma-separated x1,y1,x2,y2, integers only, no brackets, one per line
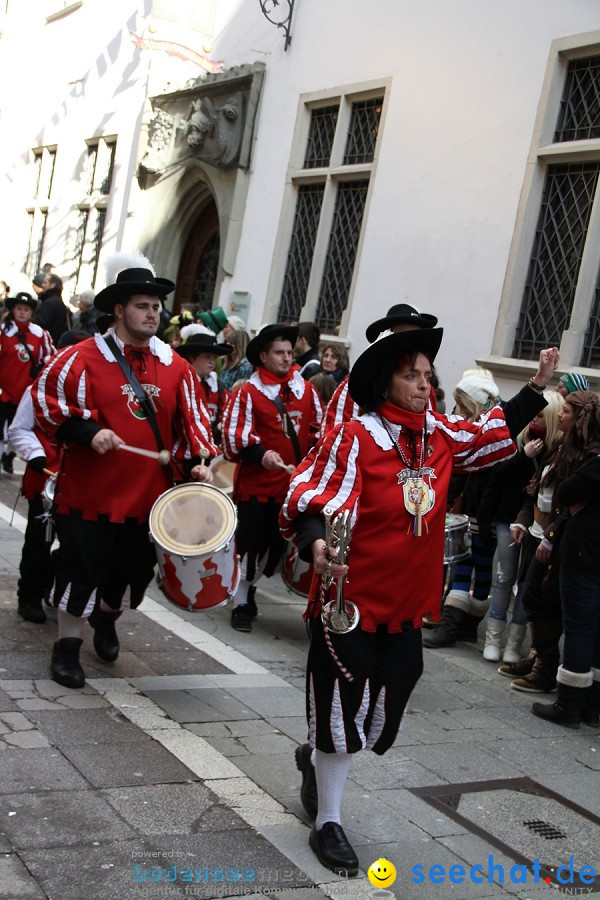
147,688,258,723
0,854,46,898
60,738,200,788
28,707,153,747
21,830,317,900
135,649,232,676
0,747,90,794
0,789,137,849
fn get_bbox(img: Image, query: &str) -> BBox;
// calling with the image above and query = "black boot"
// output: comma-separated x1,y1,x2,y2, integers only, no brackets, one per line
422,605,467,648
89,608,122,662
247,585,258,620
51,638,85,689
295,743,318,819
1,451,15,474
17,598,47,624
583,676,600,728
532,667,593,729
459,612,483,643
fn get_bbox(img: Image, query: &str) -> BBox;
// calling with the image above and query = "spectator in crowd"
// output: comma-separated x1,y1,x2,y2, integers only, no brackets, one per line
310,373,337,406
32,272,70,345
555,372,589,397
220,325,253,390
320,344,349,386
294,322,322,379
71,289,101,335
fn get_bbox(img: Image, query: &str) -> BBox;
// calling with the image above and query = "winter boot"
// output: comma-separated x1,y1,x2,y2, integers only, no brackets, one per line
89,608,122,662
582,669,600,728
483,619,505,662
532,666,593,729
422,591,470,648
502,623,527,664
51,638,85,689
510,618,561,693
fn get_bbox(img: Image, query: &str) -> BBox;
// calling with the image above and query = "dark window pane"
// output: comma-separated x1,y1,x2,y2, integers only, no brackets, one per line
91,209,106,287
513,162,600,360
316,179,369,334
100,141,116,194
278,183,325,324
581,271,600,367
555,55,600,142
35,212,47,274
193,233,220,311
47,150,57,198
304,105,339,169
75,208,89,277
33,152,42,199
87,144,98,195
343,97,383,165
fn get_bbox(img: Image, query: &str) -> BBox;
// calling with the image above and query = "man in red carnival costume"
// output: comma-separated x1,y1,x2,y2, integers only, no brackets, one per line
33,254,216,688
0,292,55,473
222,323,322,632
176,325,232,445
280,325,558,876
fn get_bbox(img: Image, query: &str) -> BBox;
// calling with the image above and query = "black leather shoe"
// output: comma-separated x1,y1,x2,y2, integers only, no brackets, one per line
89,609,121,662
295,743,318,819
231,605,252,632
18,601,47,624
51,638,85,689
309,822,359,876
1,451,15,474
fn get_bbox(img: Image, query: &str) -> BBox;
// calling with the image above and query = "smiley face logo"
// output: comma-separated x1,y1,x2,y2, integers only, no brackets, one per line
367,857,397,888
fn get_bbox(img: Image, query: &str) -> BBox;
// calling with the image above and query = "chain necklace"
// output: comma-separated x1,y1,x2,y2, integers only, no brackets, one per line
379,415,432,536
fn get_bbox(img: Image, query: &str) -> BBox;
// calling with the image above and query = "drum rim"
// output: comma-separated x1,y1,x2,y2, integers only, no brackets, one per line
149,482,236,556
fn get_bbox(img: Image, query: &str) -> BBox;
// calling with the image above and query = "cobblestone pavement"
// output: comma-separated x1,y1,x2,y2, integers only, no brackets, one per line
0,469,598,900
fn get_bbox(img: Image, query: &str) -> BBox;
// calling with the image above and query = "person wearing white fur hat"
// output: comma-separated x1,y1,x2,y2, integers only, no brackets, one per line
32,252,217,689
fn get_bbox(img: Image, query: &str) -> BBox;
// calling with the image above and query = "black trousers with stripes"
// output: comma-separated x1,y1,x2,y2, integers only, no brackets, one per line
306,616,423,755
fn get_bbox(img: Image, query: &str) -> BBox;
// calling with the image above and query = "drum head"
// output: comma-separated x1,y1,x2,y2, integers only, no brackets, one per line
445,513,469,529
211,455,236,495
150,483,236,555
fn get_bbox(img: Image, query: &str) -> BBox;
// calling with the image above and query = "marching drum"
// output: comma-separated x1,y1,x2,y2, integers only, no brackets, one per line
149,483,239,611
282,543,315,598
444,513,471,564
210,455,236,495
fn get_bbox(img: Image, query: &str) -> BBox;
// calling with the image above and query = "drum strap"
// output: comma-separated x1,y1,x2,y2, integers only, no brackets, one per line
104,335,175,486
271,395,302,464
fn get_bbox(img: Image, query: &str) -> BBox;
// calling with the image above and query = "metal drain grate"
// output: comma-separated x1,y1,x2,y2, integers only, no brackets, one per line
523,819,567,840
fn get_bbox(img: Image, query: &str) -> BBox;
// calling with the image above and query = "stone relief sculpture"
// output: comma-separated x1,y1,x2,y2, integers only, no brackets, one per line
138,65,264,184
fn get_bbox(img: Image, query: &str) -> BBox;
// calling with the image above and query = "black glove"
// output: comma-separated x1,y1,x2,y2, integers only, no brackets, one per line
27,455,47,474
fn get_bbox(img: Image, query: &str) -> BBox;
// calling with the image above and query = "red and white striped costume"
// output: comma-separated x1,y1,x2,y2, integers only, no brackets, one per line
281,400,517,630
0,321,55,405
33,331,216,522
222,369,322,503
320,376,358,436
198,371,230,443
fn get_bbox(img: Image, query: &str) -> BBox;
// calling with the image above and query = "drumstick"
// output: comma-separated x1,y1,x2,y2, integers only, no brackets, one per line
118,444,171,466
276,462,295,474
43,468,58,478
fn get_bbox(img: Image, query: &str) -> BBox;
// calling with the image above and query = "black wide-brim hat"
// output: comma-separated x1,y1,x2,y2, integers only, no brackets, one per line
5,291,37,311
94,268,175,313
246,323,299,367
349,327,444,408
176,333,233,358
365,303,438,343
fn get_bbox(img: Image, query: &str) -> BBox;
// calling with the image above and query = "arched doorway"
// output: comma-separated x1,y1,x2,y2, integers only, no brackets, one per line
174,200,220,314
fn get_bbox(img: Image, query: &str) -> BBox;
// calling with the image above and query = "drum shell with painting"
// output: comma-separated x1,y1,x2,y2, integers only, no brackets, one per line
149,483,239,611
282,543,315,598
444,513,471,564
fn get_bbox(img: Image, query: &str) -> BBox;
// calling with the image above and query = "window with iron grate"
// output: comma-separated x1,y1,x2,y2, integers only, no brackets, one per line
509,43,600,372
277,91,384,335
72,136,117,291
24,147,56,277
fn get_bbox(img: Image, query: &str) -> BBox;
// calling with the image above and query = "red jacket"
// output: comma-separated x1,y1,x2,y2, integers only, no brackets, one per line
222,369,322,503
33,332,216,522
0,321,55,405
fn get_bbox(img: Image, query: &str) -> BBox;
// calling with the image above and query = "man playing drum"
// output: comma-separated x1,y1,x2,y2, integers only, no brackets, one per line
280,327,558,877
222,324,322,632
33,254,216,689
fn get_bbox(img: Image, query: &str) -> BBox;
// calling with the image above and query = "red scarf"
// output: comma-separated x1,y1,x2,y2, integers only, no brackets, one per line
258,367,293,386
377,400,426,432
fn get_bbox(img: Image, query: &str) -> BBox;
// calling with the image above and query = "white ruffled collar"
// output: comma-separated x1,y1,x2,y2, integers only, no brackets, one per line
3,321,43,339
249,369,306,400
358,409,437,450
94,328,173,366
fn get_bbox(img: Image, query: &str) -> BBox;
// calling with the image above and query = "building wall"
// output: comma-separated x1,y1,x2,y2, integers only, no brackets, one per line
1,0,599,397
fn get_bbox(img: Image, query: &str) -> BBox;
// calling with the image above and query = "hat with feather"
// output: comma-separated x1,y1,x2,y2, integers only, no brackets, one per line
94,252,175,313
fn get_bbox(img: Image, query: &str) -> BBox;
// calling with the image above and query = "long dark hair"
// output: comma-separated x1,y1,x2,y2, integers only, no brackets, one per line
550,390,600,483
